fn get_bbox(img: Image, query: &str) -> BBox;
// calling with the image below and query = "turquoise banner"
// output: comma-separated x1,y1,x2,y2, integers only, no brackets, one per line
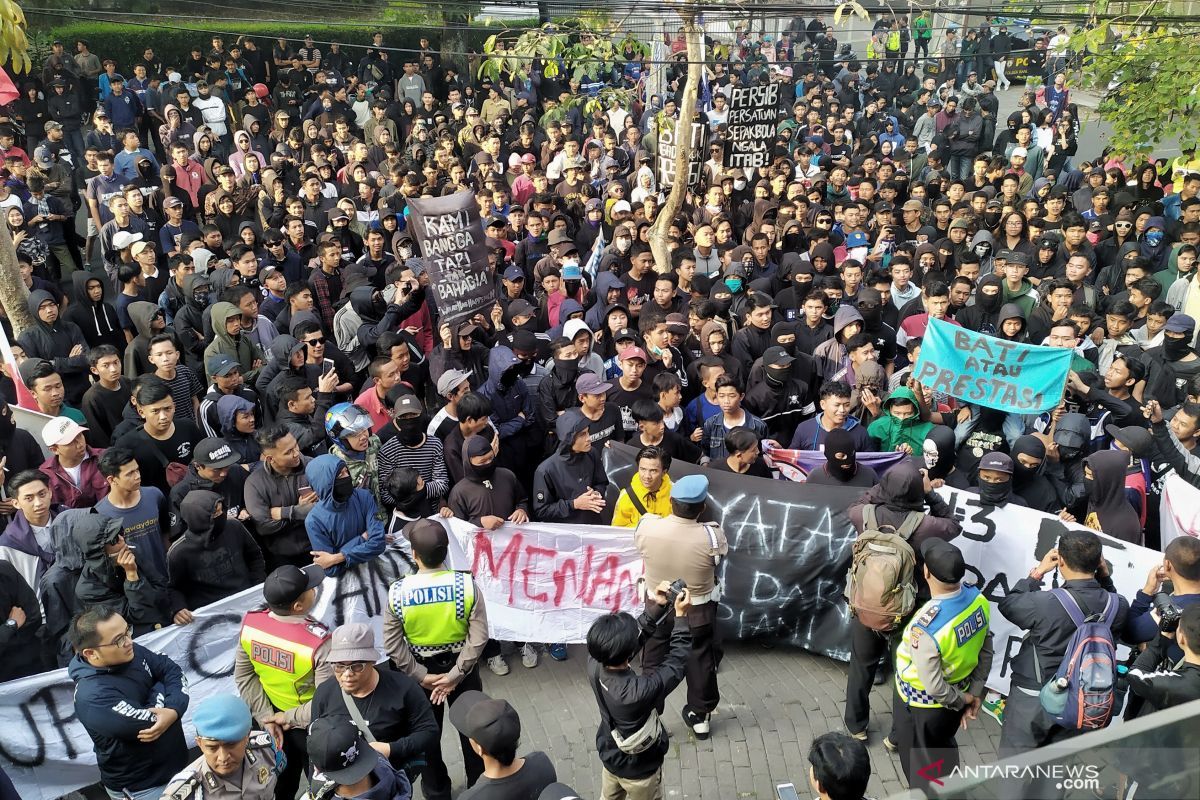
912,318,1071,413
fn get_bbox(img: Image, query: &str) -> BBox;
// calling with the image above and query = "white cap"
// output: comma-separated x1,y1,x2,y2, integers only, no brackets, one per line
42,416,87,448
611,200,632,214
1011,146,1028,158
112,231,143,250
563,318,592,343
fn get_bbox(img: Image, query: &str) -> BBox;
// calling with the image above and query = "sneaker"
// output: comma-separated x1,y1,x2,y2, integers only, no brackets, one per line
849,730,868,742
548,642,568,661
521,643,539,668
486,655,509,676
682,707,711,740
883,736,898,753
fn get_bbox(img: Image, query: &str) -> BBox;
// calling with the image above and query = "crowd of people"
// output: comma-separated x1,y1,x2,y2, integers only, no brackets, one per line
0,11,1198,800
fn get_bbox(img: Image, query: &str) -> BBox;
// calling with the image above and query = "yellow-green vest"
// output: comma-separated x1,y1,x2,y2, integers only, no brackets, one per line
239,611,330,711
388,570,474,651
895,587,990,708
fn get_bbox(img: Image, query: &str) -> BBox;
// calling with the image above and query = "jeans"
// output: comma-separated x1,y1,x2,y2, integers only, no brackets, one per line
948,155,973,182
954,406,1027,449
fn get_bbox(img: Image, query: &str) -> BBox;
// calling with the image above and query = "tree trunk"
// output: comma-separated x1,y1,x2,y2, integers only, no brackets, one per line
648,5,703,274
0,222,33,337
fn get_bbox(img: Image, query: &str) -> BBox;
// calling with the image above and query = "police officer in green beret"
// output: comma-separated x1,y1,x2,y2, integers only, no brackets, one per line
162,694,284,799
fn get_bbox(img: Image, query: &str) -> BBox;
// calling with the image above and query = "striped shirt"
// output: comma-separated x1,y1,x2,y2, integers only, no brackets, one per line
378,434,449,510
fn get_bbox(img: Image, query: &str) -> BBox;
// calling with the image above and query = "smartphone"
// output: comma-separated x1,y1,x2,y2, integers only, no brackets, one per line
776,783,801,800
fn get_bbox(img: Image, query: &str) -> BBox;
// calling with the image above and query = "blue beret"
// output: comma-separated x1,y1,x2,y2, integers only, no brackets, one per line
670,474,709,503
193,695,253,742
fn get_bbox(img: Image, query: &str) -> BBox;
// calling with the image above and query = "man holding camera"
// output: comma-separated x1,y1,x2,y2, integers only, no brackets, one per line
1127,604,1200,715
1126,537,1200,668
635,474,727,740
586,581,692,800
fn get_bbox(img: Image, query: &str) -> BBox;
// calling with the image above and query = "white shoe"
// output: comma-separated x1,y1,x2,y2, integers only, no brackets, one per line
521,643,539,668
487,655,510,676
693,716,711,737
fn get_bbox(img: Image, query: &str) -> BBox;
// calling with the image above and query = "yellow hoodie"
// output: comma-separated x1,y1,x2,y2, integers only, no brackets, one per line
612,472,674,529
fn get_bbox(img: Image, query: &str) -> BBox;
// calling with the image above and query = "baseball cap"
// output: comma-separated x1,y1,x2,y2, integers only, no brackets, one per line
949,218,972,231
195,437,241,469
508,299,535,318
307,716,379,784
920,538,966,583
1011,146,1028,158
763,345,795,368
1167,314,1196,334
111,230,143,250
902,199,925,212
664,312,688,333
448,690,522,755
44,120,62,133
1106,424,1153,457
163,195,183,208
41,416,87,448
206,354,241,377
486,215,507,228
619,345,647,362
611,200,632,214
502,265,525,282
327,622,381,663
393,393,424,418
979,452,1014,474
437,368,472,398
263,564,324,607
575,372,612,395
613,327,639,343
130,240,153,257
457,321,479,337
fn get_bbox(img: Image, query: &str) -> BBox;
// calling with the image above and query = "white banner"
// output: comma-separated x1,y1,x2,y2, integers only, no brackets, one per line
1160,473,1200,548
0,508,1164,798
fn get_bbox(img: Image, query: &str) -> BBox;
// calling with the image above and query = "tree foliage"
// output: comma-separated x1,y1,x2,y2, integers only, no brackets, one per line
0,0,31,74
0,0,34,336
1073,6,1199,157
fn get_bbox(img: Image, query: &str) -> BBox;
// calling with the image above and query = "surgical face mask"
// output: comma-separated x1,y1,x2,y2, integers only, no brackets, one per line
724,277,743,293
615,238,631,253
734,179,747,190
1145,230,1164,247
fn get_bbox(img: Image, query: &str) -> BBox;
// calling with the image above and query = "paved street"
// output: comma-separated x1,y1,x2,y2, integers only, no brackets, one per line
428,642,1004,800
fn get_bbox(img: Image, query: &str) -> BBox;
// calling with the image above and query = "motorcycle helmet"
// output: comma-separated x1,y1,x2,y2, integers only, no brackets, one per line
325,402,372,441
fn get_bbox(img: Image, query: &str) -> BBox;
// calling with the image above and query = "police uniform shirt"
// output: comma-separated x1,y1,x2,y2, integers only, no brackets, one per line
382,571,490,683
635,514,728,596
905,591,994,710
162,731,282,799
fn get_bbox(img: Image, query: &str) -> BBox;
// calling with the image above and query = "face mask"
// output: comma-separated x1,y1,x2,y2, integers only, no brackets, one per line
192,291,209,305
1165,337,1192,360
858,304,881,326
399,245,413,259
734,179,747,190
332,474,354,502
1145,231,1164,247
564,279,581,295
397,416,425,446
712,296,732,314
725,277,743,293
1083,474,1095,496
1057,445,1081,462
984,210,1002,228
554,356,579,380
922,439,939,470
615,238,631,253
472,460,497,480
978,290,1002,313
766,365,790,386
974,243,992,258
979,478,1012,506
776,340,796,356
1013,458,1042,479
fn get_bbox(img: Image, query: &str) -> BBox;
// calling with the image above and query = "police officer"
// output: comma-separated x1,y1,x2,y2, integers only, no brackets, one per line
234,564,333,800
383,519,489,800
163,695,284,799
890,539,993,786
635,473,728,739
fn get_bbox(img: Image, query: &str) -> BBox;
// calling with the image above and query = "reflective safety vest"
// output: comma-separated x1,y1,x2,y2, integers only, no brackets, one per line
239,611,330,711
895,586,990,708
388,570,474,654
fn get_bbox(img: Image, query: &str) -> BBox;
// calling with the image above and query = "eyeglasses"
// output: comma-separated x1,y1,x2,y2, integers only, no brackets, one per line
1115,222,1132,229
96,625,134,649
304,337,326,346
332,661,369,674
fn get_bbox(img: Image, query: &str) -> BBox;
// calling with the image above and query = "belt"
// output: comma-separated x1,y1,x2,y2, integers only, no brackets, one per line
898,676,972,708
410,641,465,658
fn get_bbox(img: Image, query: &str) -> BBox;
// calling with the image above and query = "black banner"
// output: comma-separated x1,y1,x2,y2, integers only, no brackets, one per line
725,83,781,169
405,191,496,326
604,443,860,660
657,114,708,191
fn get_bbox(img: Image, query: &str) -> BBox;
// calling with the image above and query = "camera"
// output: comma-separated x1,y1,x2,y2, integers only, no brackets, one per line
666,578,688,605
1152,592,1183,633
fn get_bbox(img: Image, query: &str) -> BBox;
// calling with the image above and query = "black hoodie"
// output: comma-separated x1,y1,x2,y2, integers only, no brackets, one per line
167,489,265,609
71,510,172,634
446,437,529,526
65,271,125,352
17,288,91,405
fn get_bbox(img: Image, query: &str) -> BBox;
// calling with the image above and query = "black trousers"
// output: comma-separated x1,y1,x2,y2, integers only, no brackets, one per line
843,616,892,734
419,660,484,800
641,600,719,715
276,726,308,800
892,691,964,788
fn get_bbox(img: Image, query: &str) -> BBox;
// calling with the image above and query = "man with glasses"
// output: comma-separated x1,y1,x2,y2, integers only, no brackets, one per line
311,623,439,779
235,564,332,800
70,605,190,800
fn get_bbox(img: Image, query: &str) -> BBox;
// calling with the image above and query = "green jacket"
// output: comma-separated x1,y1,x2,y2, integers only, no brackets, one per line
1002,280,1038,318
914,16,932,40
868,386,935,454
203,301,263,384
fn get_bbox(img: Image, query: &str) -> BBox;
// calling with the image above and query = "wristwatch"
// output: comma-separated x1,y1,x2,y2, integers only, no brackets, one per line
4,618,16,628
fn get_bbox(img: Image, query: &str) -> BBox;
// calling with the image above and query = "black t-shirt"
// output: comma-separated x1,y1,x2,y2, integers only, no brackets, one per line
459,751,557,800
709,456,773,479
606,381,653,436
309,669,438,770
583,404,623,449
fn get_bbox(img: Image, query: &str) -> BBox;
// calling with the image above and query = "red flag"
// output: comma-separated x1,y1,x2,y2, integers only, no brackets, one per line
0,324,37,411
0,69,18,108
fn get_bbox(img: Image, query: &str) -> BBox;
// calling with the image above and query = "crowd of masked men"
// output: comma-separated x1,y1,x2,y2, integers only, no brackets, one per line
0,15,1200,800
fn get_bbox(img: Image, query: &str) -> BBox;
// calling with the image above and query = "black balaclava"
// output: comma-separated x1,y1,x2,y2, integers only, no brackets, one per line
554,352,579,382
771,322,796,356
333,474,354,502
976,274,1004,313
824,427,858,482
396,414,426,446
977,453,1015,506
464,434,497,481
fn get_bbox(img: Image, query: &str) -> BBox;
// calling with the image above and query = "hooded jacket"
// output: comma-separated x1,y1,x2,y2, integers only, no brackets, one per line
216,394,262,464
532,410,610,524
446,437,530,527
17,288,90,404
167,489,265,609
122,300,163,378
813,305,864,381
228,129,267,179
65,271,125,352
173,273,211,370
1010,435,1060,513
997,301,1029,342
203,301,262,383
867,385,935,454
480,346,537,441
1000,274,1038,318
71,510,172,632
68,641,190,793
585,271,627,331
304,453,387,577
921,424,971,489
1084,449,1144,544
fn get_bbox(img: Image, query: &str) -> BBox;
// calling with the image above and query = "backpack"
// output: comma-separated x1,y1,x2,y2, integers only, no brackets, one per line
1035,588,1119,731
845,504,922,632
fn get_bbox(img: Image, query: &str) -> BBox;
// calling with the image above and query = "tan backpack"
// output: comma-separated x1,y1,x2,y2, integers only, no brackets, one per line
845,504,922,632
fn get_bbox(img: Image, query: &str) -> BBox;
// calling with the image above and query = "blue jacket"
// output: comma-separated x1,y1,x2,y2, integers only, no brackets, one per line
68,643,190,793
479,346,536,441
304,453,386,577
